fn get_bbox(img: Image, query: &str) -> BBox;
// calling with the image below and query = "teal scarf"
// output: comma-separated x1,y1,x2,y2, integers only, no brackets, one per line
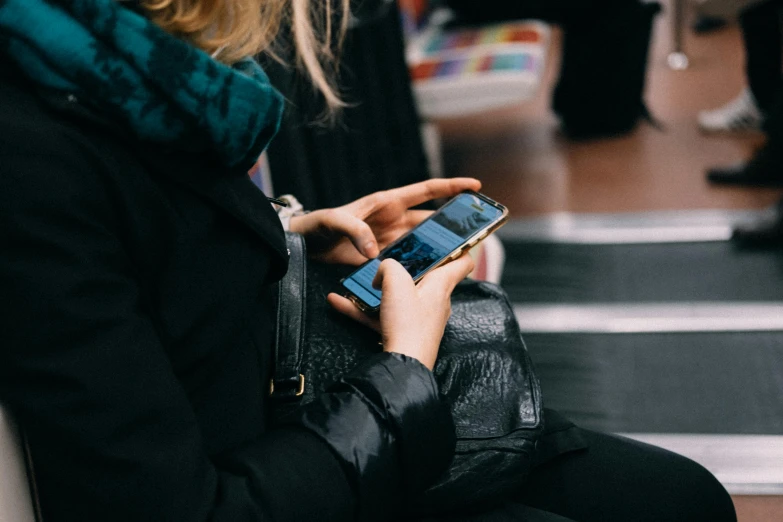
0,0,284,169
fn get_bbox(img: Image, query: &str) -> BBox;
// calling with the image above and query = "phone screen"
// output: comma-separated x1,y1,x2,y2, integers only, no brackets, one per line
341,192,505,309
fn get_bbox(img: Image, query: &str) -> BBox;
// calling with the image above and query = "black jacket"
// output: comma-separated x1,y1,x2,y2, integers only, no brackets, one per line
0,61,455,521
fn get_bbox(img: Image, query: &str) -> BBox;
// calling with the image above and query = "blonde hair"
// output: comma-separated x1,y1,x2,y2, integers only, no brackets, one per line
139,0,350,109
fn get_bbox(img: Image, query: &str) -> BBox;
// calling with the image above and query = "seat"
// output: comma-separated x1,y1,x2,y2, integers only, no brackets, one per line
0,405,38,522
399,2,551,119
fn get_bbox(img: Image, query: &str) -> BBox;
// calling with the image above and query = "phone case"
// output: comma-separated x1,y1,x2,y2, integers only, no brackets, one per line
342,191,508,313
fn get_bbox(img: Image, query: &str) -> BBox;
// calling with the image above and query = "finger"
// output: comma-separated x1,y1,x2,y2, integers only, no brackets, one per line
317,244,369,266
336,246,370,266
374,211,433,250
405,210,433,228
322,210,379,258
391,178,482,209
327,293,381,331
419,253,475,294
371,258,414,294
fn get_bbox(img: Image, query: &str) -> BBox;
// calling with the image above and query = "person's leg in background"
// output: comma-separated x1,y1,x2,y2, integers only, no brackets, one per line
443,0,601,25
706,0,783,201
727,97,783,246
707,97,783,187
744,0,783,113
513,429,737,522
699,0,783,132
443,0,660,139
693,14,728,34
702,1,783,244
731,197,783,244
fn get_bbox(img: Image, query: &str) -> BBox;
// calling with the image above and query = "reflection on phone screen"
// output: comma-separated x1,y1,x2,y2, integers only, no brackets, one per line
342,193,503,308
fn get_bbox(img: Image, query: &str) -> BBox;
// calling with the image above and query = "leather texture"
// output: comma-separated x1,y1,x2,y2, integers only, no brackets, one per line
270,233,544,513
270,233,308,400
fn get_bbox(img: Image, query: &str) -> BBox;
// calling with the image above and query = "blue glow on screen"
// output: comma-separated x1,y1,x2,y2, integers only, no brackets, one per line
343,194,501,307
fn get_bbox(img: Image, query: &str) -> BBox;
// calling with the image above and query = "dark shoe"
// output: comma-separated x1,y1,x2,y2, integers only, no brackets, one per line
732,199,783,246
706,163,783,186
692,15,728,34
707,144,783,186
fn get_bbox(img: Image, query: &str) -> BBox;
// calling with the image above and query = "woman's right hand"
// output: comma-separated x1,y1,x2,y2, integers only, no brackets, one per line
327,254,475,370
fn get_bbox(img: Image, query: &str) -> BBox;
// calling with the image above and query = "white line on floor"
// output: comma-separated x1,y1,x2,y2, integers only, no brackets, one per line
514,303,783,333
498,209,769,244
618,434,783,495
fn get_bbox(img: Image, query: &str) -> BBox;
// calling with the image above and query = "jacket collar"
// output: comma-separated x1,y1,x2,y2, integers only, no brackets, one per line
132,144,290,280
34,81,290,279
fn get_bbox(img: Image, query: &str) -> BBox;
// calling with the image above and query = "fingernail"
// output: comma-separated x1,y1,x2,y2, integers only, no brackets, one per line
364,242,377,256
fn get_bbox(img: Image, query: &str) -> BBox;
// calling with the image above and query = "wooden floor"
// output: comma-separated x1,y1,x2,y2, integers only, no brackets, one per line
434,6,783,521
733,496,783,522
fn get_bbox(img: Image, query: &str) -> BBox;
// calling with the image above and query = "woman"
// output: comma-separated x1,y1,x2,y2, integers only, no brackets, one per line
0,1,737,521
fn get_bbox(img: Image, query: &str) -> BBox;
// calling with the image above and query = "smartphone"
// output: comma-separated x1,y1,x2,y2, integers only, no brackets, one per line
340,191,508,312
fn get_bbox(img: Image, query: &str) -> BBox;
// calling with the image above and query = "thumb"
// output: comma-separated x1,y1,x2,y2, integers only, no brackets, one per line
419,253,475,294
372,258,414,295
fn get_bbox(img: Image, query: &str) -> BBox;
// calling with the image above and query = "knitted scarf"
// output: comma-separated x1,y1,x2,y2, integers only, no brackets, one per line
0,0,284,169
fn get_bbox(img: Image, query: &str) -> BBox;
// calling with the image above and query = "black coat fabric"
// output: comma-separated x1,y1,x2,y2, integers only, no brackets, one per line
263,0,431,210
0,60,456,522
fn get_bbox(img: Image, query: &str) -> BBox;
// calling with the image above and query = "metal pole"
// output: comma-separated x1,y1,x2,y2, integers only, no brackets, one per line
667,0,689,69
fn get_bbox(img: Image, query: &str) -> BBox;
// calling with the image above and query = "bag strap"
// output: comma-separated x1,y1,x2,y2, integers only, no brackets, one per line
269,233,307,401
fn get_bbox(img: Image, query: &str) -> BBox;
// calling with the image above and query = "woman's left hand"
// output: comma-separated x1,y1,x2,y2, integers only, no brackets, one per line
288,178,481,265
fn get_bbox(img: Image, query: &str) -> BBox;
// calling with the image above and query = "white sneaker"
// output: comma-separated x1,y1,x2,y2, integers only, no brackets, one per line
698,88,763,133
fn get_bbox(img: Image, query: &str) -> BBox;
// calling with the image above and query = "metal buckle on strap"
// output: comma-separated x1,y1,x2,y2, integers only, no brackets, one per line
269,374,305,398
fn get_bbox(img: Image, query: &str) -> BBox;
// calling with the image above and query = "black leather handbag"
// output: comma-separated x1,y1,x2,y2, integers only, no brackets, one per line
269,233,543,511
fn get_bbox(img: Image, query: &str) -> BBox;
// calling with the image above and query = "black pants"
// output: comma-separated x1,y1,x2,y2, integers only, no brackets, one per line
424,414,736,522
510,429,737,522
741,0,783,114
744,0,783,154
